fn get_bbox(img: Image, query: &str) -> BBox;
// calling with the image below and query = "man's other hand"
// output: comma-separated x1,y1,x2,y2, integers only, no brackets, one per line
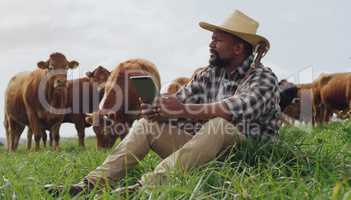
157,94,185,118
139,97,161,121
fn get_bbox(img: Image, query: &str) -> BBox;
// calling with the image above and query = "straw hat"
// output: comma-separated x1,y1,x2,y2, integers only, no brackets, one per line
199,10,270,51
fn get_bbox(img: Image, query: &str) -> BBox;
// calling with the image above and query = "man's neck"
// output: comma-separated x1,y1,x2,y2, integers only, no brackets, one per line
223,56,246,74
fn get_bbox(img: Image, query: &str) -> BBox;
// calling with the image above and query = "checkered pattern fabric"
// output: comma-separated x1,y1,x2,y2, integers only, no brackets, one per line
175,56,281,139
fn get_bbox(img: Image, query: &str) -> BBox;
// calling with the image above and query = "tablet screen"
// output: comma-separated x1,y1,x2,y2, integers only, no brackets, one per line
129,75,158,104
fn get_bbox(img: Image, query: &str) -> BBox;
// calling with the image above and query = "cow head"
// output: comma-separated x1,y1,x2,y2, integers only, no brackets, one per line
86,66,111,94
84,68,129,150
85,112,121,149
279,80,298,111
37,52,79,89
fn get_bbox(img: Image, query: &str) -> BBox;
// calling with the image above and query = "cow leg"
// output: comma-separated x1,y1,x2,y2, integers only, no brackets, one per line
315,104,325,125
11,122,24,151
27,128,33,150
42,131,47,148
13,133,24,149
7,118,24,151
26,109,43,151
4,116,11,151
312,105,318,126
49,131,53,147
27,128,46,150
347,106,351,119
50,124,61,151
34,132,42,151
322,103,334,123
31,130,44,151
74,122,85,147
323,108,332,123
33,130,44,151
93,126,104,150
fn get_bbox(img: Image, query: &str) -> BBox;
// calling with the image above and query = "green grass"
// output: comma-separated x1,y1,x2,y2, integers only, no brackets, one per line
0,121,351,200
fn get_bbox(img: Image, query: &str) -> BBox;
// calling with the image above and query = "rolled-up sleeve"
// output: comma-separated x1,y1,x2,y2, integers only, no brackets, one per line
223,69,279,123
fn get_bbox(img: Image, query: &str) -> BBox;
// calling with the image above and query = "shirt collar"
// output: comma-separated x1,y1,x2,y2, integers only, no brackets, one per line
231,55,254,77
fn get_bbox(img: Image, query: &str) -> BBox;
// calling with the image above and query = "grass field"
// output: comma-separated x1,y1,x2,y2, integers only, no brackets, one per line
0,121,350,200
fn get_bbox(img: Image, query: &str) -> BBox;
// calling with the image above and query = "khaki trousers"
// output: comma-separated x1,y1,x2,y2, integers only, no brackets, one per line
85,117,245,187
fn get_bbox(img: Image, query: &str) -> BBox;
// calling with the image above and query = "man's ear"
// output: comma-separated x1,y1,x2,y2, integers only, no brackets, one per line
68,60,79,69
37,61,49,69
85,71,93,77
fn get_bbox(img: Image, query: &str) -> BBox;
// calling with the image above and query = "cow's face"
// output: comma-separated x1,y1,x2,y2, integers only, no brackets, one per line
279,80,298,111
37,52,79,89
86,66,110,84
278,79,290,87
86,66,111,92
86,112,120,149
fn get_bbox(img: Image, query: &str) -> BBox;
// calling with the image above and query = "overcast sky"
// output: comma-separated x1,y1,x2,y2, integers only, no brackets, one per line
0,0,350,139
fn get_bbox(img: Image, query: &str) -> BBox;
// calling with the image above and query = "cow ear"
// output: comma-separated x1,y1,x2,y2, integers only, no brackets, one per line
68,60,79,69
37,61,49,69
292,98,301,104
85,71,93,77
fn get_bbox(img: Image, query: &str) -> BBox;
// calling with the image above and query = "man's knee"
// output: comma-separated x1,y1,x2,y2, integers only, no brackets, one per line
203,117,232,132
130,118,163,137
199,117,242,141
208,117,230,125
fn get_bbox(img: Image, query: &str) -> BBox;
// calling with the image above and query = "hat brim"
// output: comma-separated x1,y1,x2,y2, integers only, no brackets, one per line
199,21,270,51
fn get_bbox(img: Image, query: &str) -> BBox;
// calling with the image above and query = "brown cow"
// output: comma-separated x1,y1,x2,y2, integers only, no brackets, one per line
86,58,161,149
4,53,79,151
283,73,351,126
62,66,110,147
282,83,314,125
30,66,111,148
165,77,190,94
312,72,351,123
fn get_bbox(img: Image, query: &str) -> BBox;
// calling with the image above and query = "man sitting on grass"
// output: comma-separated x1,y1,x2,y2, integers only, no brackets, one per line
46,9,281,196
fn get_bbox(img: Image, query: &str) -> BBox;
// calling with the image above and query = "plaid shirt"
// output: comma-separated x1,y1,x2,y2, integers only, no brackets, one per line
175,56,281,139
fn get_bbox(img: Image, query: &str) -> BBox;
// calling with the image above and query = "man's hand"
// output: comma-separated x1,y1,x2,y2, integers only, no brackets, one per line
139,98,161,121
157,94,185,118
140,94,231,122
139,94,185,121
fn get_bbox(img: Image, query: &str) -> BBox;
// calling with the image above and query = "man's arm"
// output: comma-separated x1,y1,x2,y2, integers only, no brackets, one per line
157,96,232,121
183,102,232,121
222,69,280,123
140,68,206,121
153,69,279,123
157,69,279,123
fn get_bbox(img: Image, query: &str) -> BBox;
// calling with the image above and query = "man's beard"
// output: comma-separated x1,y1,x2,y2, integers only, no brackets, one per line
209,50,229,68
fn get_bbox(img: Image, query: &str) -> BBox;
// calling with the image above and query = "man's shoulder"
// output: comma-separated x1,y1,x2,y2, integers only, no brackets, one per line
190,65,212,80
197,65,212,74
246,64,279,87
250,64,278,80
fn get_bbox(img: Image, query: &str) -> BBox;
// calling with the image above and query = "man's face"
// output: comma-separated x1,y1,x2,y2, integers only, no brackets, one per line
209,30,238,67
